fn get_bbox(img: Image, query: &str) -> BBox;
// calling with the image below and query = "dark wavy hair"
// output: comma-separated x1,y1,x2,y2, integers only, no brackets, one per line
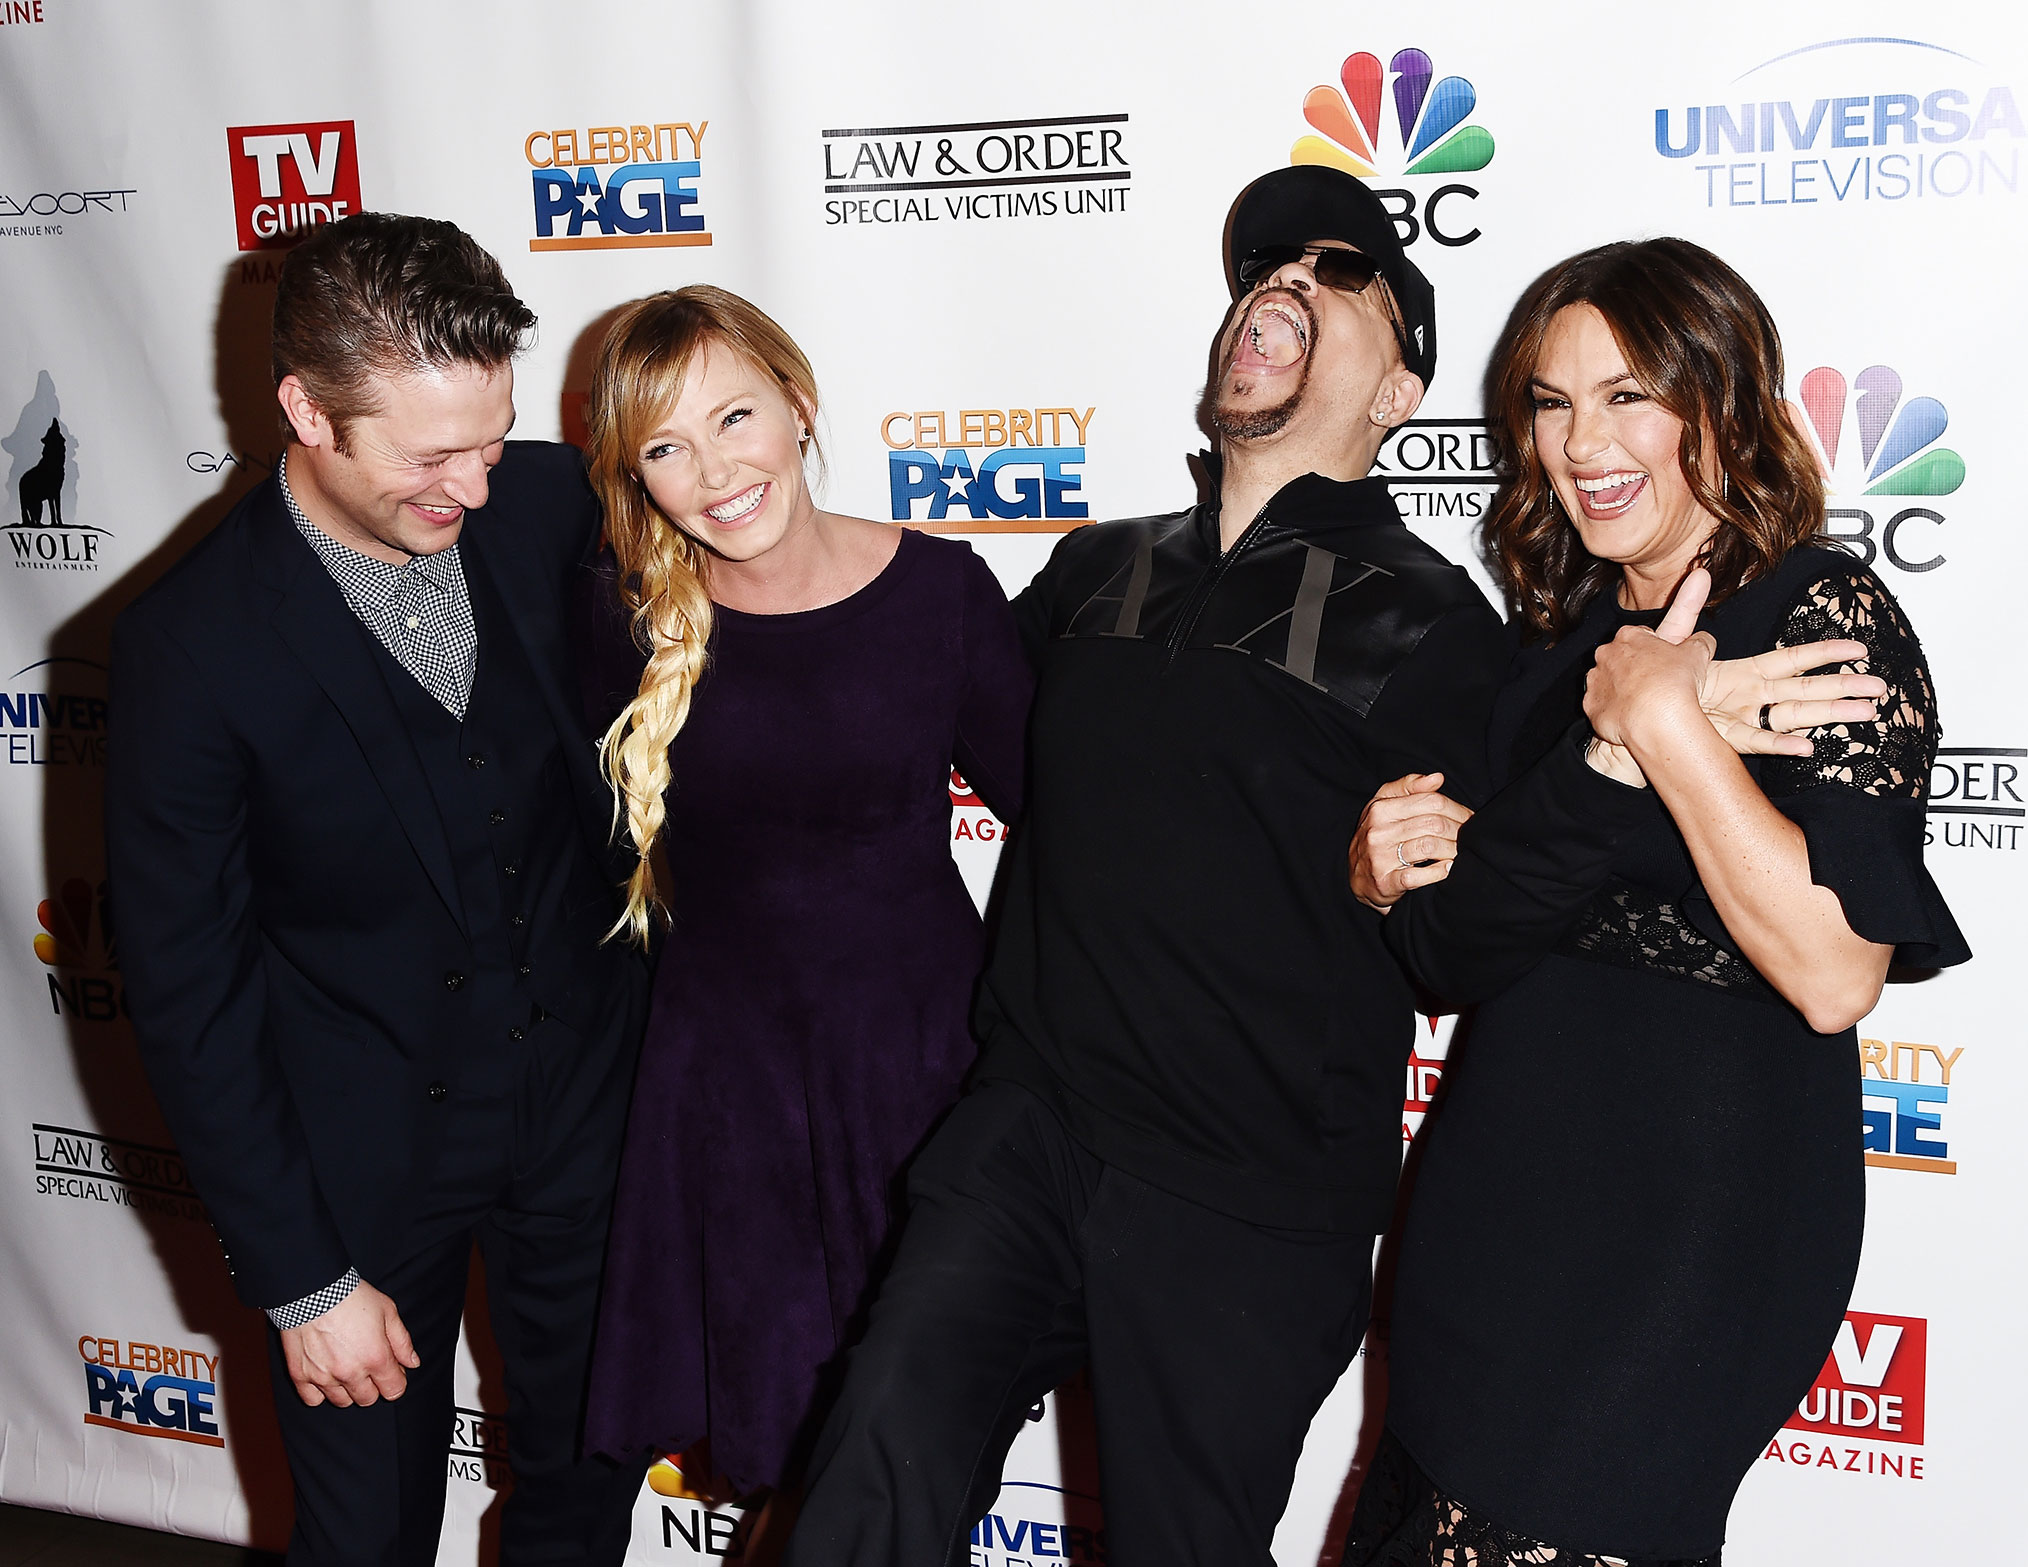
1482,237,1824,640
272,212,536,452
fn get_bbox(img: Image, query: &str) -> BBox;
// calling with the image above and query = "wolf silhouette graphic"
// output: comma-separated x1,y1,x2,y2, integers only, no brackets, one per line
18,417,65,527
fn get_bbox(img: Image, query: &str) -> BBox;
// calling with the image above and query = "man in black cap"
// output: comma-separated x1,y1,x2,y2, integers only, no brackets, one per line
783,165,1507,1566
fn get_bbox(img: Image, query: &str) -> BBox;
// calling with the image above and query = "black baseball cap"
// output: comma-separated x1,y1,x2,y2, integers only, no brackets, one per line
1224,165,1437,388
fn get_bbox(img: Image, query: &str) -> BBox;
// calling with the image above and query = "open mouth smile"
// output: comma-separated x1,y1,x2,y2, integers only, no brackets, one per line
705,483,768,525
407,501,462,526
1572,470,1648,519
1231,295,1312,375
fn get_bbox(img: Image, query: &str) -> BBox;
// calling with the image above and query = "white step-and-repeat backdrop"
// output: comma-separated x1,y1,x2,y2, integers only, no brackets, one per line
1,2,2021,1561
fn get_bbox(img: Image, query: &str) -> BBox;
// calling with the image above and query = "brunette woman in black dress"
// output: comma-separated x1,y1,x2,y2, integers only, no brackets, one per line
1342,239,1969,1565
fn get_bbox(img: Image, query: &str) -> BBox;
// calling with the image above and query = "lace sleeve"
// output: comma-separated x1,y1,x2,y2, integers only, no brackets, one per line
1751,558,1969,968
1759,563,1934,800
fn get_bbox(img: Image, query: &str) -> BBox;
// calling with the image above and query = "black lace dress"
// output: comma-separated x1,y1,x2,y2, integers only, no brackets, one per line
1345,546,1969,1566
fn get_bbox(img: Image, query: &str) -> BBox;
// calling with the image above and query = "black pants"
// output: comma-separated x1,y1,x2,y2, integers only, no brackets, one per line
268,987,648,1567
784,1080,1374,1567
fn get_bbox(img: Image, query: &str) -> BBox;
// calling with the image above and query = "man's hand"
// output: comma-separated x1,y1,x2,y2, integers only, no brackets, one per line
1350,772,1473,912
280,1280,419,1408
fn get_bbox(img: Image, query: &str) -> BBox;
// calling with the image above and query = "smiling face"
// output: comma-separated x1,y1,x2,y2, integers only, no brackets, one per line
1531,302,1721,604
279,360,514,561
633,342,814,566
1210,239,1414,445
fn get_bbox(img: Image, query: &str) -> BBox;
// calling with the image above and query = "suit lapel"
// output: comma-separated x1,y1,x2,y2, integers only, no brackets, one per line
246,480,470,935
465,521,618,867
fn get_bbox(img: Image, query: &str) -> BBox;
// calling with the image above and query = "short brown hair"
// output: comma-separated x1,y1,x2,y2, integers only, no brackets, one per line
272,212,535,447
1483,237,1825,640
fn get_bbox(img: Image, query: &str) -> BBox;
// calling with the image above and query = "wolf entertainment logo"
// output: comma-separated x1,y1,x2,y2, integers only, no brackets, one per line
5,373,108,571
1291,47,1494,247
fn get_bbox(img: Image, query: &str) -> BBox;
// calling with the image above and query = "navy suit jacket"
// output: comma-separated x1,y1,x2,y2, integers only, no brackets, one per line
105,441,636,1310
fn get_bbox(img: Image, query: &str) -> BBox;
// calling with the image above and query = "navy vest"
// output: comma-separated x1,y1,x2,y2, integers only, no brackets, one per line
365,546,629,1067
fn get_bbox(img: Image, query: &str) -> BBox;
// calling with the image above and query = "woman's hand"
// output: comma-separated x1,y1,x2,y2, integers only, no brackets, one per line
1604,567,1885,757
1697,638,1883,759
1350,773,1474,912
1585,572,1715,754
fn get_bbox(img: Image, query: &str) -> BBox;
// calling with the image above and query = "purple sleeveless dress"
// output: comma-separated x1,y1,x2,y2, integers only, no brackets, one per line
582,529,1031,1491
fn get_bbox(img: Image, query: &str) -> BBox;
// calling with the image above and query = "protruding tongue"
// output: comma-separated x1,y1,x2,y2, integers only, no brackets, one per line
1236,304,1306,371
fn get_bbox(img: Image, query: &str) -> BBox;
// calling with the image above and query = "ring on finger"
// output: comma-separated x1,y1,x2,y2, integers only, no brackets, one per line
1395,842,1411,869
1758,702,1776,731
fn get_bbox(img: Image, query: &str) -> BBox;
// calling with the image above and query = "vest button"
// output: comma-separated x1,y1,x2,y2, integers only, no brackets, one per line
510,914,526,928
444,971,465,991
517,964,532,978
489,809,508,825
466,753,486,769
507,1027,525,1042
502,863,518,878
427,1081,448,1103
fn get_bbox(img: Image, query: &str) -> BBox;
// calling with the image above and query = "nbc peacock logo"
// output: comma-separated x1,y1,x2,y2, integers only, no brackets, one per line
35,876,124,1024
1791,364,1964,575
1791,366,1965,497
1290,50,1494,248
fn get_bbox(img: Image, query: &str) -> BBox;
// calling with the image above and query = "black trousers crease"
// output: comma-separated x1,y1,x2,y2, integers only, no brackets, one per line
785,1079,1375,1567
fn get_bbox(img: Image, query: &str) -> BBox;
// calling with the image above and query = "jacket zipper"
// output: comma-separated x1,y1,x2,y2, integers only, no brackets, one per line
1162,502,1274,664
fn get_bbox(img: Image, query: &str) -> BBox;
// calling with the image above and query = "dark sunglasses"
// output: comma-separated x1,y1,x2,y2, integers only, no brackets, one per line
1236,244,1384,295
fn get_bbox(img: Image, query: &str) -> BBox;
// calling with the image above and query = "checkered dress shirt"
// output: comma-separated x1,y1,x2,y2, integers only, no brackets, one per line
278,452,478,718
267,455,479,1328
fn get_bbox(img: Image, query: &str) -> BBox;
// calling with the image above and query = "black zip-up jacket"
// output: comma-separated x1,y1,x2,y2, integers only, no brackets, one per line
973,467,1507,1232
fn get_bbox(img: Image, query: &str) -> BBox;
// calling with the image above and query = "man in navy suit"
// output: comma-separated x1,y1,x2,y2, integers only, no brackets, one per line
106,213,647,1565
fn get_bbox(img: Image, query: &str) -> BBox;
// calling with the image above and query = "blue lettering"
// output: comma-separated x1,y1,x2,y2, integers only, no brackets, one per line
978,449,1043,520
1655,107,1701,158
1923,89,1971,144
1706,103,1755,156
1031,1523,1062,1556
530,171,575,237
1776,99,1830,150
84,1362,123,1416
994,1516,1031,1552
1864,1080,1948,1161
1830,97,1868,149
0,692,28,727
888,451,945,519
1874,95,1920,145
1042,449,1087,518
1971,85,2025,141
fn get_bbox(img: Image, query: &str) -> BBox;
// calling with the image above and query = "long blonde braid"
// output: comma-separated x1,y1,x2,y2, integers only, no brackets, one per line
582,287,823,942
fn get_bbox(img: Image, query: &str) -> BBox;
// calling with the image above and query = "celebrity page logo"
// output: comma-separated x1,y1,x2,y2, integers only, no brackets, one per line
1291,47,1492,247
884,406,1092,530
822,113,1129,227
1791,363,1963,575
226,122,360,250
80,1333,224,1447
1655,36,2022,209
524,120,708,252
1860,1037,1961,1175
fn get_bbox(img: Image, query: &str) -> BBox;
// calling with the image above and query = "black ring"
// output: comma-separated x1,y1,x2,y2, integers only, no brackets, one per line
1758,702,1776,731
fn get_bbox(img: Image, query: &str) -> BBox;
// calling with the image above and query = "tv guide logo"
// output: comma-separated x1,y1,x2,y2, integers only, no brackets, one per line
884,407,1093,530
524,120,709,252
1770,1310,1926,1479
226,122,360,250
80,1333,223,1447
